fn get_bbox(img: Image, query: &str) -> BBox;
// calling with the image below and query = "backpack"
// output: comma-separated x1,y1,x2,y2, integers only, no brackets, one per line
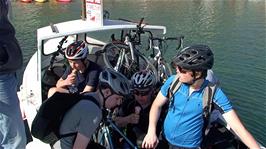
31,92,100,145
167,75,217,140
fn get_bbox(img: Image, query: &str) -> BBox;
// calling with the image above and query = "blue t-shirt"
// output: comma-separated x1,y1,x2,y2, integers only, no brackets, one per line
161,75,232,148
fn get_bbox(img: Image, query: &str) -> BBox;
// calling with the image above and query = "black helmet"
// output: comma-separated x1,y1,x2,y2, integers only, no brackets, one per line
99,68,130,96
172,45,214,70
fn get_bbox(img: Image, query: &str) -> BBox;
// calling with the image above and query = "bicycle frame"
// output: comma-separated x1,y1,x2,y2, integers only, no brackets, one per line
148,36,184,82
120,18,154,65
113,46,126,71
94,110,138,149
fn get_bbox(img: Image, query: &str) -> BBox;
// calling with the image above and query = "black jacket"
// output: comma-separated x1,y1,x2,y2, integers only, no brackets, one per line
0,0,22,73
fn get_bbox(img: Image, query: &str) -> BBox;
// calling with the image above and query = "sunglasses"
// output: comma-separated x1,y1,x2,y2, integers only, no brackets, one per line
177,66,190,74
133,89,150,96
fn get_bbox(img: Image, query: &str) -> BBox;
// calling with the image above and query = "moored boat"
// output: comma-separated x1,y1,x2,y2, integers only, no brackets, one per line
56,0,71,3
34,0,48,3
20,0,33,3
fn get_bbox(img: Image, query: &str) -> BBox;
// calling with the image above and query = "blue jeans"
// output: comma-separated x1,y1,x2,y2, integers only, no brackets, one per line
0,73,26,149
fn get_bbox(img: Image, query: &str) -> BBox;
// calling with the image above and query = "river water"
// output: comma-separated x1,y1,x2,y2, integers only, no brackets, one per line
10,0,265,145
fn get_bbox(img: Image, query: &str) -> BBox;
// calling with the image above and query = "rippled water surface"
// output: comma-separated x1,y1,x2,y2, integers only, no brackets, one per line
11,0,266,145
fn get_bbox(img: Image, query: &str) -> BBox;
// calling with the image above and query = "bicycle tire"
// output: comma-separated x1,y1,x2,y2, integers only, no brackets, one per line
103,42,158,81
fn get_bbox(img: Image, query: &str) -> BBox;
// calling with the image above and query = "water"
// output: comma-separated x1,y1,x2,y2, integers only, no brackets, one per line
11,0,266,145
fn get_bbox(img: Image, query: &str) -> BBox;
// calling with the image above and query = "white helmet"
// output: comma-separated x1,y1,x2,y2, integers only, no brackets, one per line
99,68,130,96
131,70,156,89
65,40,88,60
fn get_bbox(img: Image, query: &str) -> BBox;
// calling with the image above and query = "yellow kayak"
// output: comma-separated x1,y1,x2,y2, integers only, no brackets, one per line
34,0,48,3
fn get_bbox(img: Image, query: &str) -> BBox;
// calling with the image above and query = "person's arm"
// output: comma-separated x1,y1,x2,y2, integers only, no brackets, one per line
55,78,68,88
222,110,260,149
82,85,95,93
142,91,168,149
73,133,90,149
114,113,140,127
56,71,76,88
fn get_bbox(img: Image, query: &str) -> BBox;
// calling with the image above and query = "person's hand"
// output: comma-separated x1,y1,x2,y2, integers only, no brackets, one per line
127,113,140,124
66,69,77,85
142,132,159,149
135,106,141,114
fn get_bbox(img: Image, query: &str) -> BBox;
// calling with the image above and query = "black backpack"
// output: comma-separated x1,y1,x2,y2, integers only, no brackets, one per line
31,92,100,145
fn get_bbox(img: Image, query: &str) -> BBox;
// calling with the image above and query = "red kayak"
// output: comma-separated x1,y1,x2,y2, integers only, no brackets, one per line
56,0,71,3
20,0,33,3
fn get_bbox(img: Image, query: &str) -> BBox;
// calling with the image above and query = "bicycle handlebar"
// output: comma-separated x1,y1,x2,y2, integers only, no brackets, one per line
165,36,184,50
57,36,68,54
150,36,184,42
48,36,68,70
148,35,184,51
165,36,184,41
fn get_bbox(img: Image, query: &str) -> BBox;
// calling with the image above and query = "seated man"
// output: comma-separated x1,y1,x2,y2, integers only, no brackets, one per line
114,70,167,148
53,68,131,149
48,40,102,97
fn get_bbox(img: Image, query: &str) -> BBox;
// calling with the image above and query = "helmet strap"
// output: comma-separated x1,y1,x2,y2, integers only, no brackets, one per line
99,84,115,109
191,71,203,84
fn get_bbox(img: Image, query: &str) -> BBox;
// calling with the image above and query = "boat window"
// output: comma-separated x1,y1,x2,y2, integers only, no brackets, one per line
42,35,76,56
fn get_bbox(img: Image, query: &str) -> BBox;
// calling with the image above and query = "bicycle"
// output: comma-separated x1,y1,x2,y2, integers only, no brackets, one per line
102,18,158,80
92,109,138,149
41,36,68,100
147,36,184,84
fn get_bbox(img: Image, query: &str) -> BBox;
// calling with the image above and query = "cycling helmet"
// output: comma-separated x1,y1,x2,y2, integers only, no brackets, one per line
131,70,156,89
172,45,214,70
65,40,88,60
99,68,130,96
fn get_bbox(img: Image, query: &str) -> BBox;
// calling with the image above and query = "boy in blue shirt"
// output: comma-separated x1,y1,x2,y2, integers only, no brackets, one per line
142,45,260,149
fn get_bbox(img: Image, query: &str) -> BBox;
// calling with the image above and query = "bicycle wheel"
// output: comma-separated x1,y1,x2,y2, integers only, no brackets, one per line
103,42,158,81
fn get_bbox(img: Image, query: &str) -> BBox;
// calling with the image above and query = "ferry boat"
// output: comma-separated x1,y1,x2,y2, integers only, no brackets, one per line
17,1,265,149
19,7,166,149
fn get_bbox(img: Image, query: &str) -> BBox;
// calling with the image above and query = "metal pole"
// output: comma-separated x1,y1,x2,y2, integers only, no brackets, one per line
108,119,138,149
81,0,86,20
